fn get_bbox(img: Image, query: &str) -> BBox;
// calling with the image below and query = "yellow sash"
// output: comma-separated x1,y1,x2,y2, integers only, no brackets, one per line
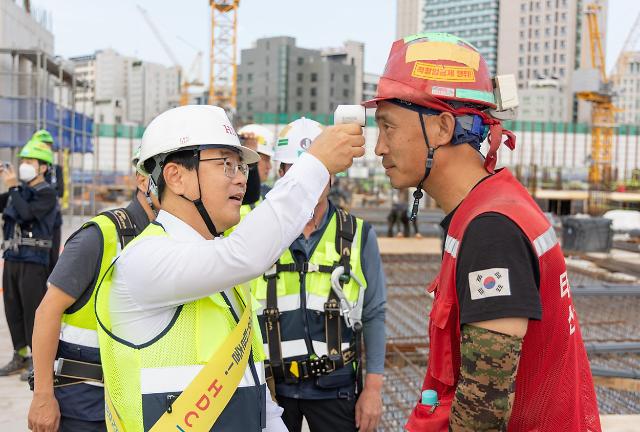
105,283,254,432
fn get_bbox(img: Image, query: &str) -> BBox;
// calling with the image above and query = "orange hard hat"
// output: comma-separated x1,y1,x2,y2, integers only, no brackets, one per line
363,33,515,173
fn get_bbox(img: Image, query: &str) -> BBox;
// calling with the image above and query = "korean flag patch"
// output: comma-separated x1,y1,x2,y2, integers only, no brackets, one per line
468,268,511,300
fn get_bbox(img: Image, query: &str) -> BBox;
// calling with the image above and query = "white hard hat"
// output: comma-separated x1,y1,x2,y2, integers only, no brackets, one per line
137,105,260,179
237,124,275,157
274,118,324,164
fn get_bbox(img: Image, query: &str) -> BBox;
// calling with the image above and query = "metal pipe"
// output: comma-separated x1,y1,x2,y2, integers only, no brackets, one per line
571,285,640,296
585,342,640,353
591,366,640,379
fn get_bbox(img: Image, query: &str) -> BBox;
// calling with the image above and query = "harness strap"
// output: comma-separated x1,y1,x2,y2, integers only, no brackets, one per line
285,344,357,382
325,208,359,388
100,208,137,248
264,269,287,382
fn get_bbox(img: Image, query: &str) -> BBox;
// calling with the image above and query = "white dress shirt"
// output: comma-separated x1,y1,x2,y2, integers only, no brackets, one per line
108,152,329,432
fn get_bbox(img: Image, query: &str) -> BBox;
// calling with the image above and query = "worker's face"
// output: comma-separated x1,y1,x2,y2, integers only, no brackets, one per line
374,101,435,189
196,148,247,231
163,148,247,232
21,158,47,178
257,153,272,183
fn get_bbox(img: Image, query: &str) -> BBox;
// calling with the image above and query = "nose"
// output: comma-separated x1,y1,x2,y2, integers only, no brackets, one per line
232,165,247,186
374,134,388,157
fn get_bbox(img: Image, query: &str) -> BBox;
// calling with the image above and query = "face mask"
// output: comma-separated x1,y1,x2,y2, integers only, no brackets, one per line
19,163,37,183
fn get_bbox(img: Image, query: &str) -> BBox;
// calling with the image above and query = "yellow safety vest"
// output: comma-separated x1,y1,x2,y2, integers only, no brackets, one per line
60,214,121,349
95,223,266,432
253,212,367,362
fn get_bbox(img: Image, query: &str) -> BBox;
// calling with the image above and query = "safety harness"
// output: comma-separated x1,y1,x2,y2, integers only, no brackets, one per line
262,208,365,395
28,208,137,391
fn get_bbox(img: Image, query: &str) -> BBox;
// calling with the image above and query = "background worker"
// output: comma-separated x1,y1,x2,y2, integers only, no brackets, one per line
94,105,364,431
26,149,158,432
31,130,64,274
238,123,275,199
253,118,386,432
0,140,57,378
365,33,600,431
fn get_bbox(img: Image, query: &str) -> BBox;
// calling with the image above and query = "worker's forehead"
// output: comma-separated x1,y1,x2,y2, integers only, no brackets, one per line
374,101,400,121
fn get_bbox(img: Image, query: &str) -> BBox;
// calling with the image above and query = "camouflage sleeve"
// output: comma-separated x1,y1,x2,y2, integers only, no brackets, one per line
449,324,523,432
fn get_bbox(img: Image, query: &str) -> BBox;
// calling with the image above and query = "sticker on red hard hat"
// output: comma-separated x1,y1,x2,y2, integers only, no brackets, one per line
411,62,476,83
431,86,455,98
405,41,480,70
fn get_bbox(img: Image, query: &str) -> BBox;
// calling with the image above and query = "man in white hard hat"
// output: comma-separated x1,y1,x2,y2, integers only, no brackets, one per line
252,118,386,432
27,148,158,432
94,105,364,432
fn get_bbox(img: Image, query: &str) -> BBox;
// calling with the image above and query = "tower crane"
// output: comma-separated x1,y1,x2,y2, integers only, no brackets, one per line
209,0,240,112
611,11,640,124
577,2,616,213
136,5,201,106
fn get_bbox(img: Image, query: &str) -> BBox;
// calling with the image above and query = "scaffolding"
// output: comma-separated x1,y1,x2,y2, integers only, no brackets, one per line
0,48,94,217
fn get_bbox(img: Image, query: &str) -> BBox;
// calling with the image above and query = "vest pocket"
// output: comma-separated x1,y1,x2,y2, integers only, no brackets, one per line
406,398,453,432
428,300,456,387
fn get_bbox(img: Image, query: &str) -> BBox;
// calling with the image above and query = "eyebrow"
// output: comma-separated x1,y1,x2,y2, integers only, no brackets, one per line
375,111,388,122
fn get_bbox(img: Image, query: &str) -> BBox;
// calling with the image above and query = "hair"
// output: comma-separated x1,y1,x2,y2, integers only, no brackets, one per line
143,149,199,201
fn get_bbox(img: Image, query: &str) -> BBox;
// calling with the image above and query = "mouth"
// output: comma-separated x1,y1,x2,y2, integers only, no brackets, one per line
229,192,244,203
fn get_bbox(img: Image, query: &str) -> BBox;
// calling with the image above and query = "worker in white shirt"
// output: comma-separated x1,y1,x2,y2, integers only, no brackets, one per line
93,104,364,432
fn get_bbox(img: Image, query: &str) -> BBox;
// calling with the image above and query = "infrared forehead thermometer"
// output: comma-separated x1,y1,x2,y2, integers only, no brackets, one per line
334,105,366,126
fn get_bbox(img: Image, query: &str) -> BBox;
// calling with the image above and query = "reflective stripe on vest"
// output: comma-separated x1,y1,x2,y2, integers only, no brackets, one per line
96,222,266,432
60,214,120,347
253,212,366,362
59,322,99,348
406,168,601,432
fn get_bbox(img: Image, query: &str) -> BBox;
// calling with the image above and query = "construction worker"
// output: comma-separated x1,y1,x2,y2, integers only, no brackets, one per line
365,33,600,431
31,129,64,274
0,139,57,378
238,123,275,199
94,104,363,431
26,148,158,432
254,118,386,432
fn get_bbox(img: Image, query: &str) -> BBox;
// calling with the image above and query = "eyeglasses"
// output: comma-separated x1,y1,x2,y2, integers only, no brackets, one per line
200,157,249,178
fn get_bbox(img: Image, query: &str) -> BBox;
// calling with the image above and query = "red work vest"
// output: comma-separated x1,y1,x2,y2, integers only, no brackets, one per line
406,169,601,432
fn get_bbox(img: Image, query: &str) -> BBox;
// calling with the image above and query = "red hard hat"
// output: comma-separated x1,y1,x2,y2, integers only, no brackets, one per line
363,33,515,173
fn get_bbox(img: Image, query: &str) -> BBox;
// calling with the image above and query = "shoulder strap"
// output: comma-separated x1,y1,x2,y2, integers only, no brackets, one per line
100,208,137,249
334,207,357,275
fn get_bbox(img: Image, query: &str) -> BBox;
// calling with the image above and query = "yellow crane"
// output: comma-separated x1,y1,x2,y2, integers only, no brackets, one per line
209,0,240,112
577,2,616,213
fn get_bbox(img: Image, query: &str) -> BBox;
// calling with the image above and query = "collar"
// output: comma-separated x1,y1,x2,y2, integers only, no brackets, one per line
155,210,208,242
439,173,495,232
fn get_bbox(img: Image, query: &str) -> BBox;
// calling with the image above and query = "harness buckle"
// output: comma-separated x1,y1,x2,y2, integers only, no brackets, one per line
263,264,278,279
263,307,280,321
304,262,320,273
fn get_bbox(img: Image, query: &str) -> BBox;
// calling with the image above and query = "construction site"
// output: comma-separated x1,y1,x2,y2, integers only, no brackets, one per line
1,0,640,431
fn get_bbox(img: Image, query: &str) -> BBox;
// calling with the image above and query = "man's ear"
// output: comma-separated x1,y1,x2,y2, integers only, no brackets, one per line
432,112,456,147
40,164,49,176
162,163,187,197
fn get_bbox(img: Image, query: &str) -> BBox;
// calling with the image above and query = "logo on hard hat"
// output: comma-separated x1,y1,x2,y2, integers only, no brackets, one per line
300,138,312,150
179,136,190,145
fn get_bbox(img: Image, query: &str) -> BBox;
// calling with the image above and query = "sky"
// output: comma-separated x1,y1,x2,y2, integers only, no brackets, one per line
32,0,640,76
